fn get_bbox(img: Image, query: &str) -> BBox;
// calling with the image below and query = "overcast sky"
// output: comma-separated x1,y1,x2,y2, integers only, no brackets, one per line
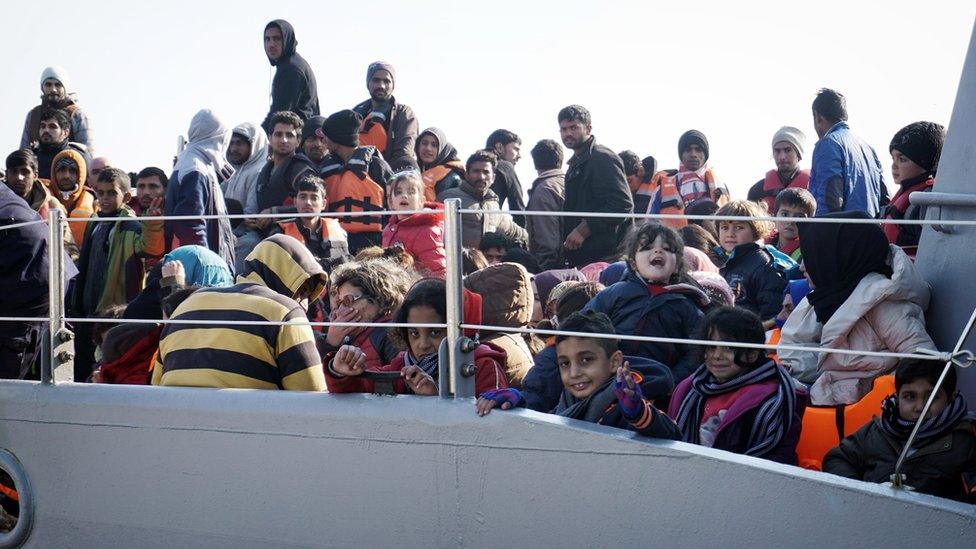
2,1,974,199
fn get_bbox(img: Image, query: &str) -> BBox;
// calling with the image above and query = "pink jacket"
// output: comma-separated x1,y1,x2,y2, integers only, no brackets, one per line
381,202,447,278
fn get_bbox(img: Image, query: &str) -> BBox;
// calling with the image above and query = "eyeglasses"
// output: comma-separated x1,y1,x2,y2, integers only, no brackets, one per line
336,293,372,309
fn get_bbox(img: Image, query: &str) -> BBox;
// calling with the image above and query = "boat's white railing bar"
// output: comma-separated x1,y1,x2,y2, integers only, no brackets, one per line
0,219,48,231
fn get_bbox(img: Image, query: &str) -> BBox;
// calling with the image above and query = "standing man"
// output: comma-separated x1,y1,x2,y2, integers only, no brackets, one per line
486,129,527,221
747,126,809,213
221,122,268,217
165,109,236,272
525,139,565,271
21,66,94,152
809,88,886,216
261,20,320,133
353,61,419,171
646,129,728,228
558,105,633,268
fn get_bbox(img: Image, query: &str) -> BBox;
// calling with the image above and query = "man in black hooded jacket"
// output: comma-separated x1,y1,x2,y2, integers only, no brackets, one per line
261,20,320,133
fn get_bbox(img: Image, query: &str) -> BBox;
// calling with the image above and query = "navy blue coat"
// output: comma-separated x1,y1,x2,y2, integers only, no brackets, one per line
583,269,706,382
719,242,789,321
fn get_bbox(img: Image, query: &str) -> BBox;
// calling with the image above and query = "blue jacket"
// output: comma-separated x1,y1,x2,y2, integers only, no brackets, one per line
718,242,789,321
165,170,236,274
583,269,706,381
809,122,886,217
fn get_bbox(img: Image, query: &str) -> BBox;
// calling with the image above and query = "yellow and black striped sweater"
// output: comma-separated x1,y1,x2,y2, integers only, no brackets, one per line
152,234,327,391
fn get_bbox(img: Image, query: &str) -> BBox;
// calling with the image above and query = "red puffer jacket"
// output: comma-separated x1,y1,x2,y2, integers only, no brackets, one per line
381,203,446,278
98,324,163,385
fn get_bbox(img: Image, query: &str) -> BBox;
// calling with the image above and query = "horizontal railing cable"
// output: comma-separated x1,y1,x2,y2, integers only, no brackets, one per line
0,219,49,231
461,208,976,227
459,323,955,363
61,317,446,329
63,209,436,223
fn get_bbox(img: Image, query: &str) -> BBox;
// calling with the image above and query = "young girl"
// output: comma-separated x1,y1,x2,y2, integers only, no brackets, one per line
714,199,796,328
823,360,976,501
330,278,508,396
584,223,707,384
322,259,413,392
669,306,807,464
381,171,447,278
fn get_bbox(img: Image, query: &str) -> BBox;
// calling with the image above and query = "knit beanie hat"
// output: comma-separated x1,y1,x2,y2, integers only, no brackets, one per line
771,126,806,160
641,156,657,178
301,115,327,146
40,66,70,92
678,130,709,162
889,121,946,175
367,61,396,86
321,110,362,148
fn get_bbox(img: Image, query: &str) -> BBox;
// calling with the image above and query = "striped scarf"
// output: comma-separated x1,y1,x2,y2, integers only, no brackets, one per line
674,361,797,457
403,351,440,378
879,392,968,444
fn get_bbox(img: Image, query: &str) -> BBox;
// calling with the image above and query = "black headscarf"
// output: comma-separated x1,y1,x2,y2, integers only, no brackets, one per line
417,127,460,171
264,19,297,66
799,211,892,323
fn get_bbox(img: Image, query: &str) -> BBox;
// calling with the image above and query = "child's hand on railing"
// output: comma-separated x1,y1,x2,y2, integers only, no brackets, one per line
329,345,367,377
613,362,645,421
401,365,438,396
476,388,523,416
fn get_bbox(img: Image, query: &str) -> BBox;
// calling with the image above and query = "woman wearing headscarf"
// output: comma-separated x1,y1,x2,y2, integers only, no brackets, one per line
778,211,935,405
415,127,465,201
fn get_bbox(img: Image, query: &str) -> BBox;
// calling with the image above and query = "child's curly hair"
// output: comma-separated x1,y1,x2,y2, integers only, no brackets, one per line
355,242,416,272
625,223,685,284
715,199,773,240
330,259,413,317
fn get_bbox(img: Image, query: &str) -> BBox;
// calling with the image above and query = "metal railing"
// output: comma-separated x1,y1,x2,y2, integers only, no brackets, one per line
4,196,975,487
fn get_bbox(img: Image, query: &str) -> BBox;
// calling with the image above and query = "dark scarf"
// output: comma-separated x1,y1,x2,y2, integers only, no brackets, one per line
674,361,797,457
879,392,968,444
555,378,617,423
403,351,440,378
798,211,892,323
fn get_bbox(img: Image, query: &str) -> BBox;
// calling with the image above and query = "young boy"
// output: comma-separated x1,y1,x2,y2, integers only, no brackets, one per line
271,173,350,270
823,360,976,502
70,167,165,380
764,187,816,262
476,310,681,440
715,199,795,328
882,121,945,257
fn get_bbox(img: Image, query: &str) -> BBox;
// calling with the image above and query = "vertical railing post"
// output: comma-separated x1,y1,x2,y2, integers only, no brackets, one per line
443,199,464,398
44,209,67,385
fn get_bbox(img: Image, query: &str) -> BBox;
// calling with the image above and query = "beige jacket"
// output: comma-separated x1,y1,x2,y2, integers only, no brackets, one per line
779,245,935,405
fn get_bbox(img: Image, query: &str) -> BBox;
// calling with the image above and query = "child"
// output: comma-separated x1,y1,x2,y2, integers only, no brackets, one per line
764,188,816,262
477,310,681,441
321,259,416,392
328,278,509,396
272,173,350,271
584,223,707,384
70,168,165,380
715,199,795,328
669,307,807,464
882,121,945,257
823,360,976,501
381,171,447,277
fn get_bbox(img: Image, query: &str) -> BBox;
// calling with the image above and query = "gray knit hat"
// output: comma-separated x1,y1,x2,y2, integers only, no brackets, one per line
771,126,806,159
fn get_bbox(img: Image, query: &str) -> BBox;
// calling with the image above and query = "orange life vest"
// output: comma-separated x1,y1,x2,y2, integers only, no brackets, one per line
324,170,384,234
758,169,810,213
65,190,97,247
794,374,896,471
359,114,388,154
278,217,343,244
649,168,727,229
421,161,465,202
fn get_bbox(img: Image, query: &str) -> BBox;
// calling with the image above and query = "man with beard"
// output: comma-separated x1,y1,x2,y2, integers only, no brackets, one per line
298,115,328,170
31,109,90,179
4,149,78,261
558,105,633,267
486,129,527,223
261,20,319,133
130,167,168,217
747,127,809,213
353,61,419,171
439,150,526,248
222,122,269,273
21,66,94,151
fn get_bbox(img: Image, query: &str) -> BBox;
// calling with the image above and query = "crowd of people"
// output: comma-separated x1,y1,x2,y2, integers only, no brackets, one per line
1,18,973,503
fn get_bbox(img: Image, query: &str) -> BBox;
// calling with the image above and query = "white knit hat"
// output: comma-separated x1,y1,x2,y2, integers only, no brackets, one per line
771,126,806,159
40,66,71,92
